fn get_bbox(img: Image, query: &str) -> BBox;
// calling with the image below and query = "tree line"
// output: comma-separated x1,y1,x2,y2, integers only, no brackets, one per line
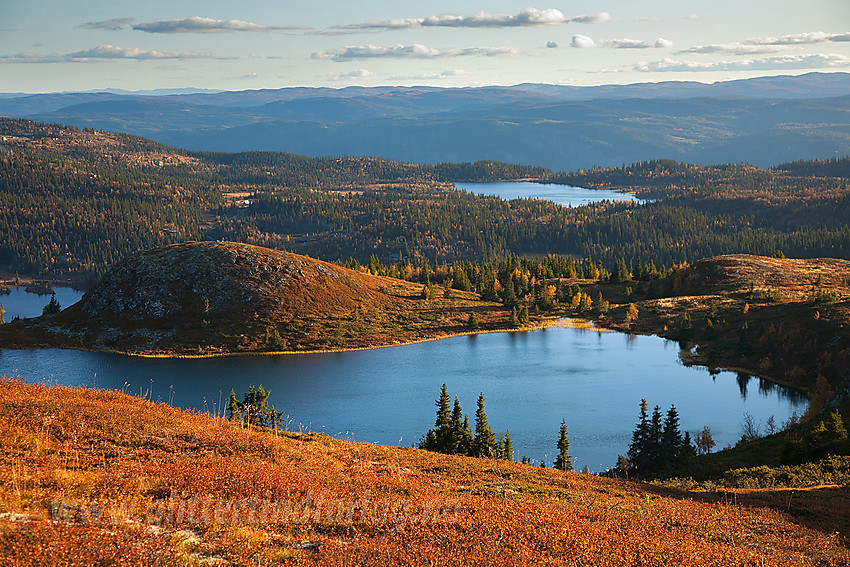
419,384,574,470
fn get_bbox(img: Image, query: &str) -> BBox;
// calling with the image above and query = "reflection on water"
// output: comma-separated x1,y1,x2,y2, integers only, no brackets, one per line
735,371,805,405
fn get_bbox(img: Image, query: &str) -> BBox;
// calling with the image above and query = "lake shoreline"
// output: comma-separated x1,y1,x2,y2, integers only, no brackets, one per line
0,290,805,399
0,315,601,360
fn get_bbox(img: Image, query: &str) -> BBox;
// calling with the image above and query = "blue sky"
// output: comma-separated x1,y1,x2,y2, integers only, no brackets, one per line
2,0,849,92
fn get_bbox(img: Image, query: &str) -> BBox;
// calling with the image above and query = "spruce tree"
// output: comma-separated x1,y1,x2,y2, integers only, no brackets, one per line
502,429,513,461
648,405,663,468
42,292,61,315
242,385,272,427
518,305,529,324
459,415,474,457
661,405,683,468
827,410,849,450
627,399,650,474
554,419,574,471
473,392,495,458
420,429,438,451
449,396,464,454
612,258,630,283
679,431,697,464
453,265,472,292
434,384,452,453
227,389,241,422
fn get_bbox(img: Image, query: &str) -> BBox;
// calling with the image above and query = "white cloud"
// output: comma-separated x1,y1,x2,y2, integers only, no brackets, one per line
570,35,596,48
312,44,515,61
746,31,832,45
680,31,850,56
79,18,135,31
571,12,613,24
600,39,651,49
571,36,669,49
388,69,468,80
685,14,700,20
67,45,213,61
336,18,421,30
335,8,568,30
425,8,567,27
681,43,786,55
0,52,62,64
0,45,212,63
133,17,306,34
341,69,373,78
636,53,850,72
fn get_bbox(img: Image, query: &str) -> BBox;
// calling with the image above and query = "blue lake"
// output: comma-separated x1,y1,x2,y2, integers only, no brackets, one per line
453,181,644,207
0,285,84,321
0,287,805,471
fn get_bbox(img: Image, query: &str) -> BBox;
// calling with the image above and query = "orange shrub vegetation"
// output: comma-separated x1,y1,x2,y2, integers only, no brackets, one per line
0,377,847,566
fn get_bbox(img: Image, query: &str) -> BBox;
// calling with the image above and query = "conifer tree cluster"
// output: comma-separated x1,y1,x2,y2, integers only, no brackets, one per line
783,410,849,463
227,385,285,430
42,292,61,315
622,399,696,476
419,384,512,460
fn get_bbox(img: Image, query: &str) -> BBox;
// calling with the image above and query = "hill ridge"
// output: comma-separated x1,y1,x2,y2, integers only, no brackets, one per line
0,240,510,355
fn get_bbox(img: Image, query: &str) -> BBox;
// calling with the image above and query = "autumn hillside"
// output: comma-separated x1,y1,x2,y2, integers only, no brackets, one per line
0,379,848,566
0,241,509,356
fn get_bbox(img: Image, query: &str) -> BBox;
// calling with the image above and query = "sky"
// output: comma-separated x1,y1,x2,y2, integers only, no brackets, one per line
2,0,850,93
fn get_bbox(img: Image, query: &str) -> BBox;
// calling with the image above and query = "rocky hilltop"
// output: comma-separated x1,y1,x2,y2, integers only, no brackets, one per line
2,241,505,355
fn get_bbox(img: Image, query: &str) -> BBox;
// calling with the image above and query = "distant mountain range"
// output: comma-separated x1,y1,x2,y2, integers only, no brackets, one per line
3,72,849,171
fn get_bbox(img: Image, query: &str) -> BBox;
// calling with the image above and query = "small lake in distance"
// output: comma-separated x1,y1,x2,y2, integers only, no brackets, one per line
1,286,805,471
453,181,645,207
0,285,84,320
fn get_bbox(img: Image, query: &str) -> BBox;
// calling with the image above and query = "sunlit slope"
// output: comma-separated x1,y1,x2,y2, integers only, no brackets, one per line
0,379,847,565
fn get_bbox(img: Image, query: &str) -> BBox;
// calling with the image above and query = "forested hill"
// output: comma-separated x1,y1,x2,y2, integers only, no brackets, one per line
1,118,850,286
0,119,542,282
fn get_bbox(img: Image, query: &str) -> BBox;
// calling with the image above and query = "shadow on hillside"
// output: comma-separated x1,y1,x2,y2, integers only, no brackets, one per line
642,482,850,542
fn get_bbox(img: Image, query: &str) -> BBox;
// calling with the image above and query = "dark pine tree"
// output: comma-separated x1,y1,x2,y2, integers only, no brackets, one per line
227,389,241,422
627,399,651,474
473,392,495,458
434,383,452,453
42,292,61,315
459,415,474,456
502,429,513,461
449,396,464,454
554,419,574,471
661,404,683,469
